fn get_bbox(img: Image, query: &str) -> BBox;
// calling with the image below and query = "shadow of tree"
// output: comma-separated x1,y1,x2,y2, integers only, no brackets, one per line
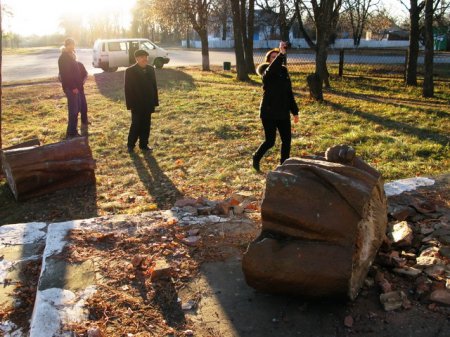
330,89,450,119
129,153,183,209
326,100,450,147
93,68,196,102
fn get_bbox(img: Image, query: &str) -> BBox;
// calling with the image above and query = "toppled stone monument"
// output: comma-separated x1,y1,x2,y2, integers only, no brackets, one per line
242,145,388,299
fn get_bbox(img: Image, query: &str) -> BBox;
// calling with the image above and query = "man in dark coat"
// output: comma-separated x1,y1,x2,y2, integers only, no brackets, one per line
124,49,159,152
58,38,86,138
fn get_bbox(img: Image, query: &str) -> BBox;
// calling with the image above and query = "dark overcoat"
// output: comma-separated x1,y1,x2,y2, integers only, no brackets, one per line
124,63,159,113
257,53,299,120
58,51,82,91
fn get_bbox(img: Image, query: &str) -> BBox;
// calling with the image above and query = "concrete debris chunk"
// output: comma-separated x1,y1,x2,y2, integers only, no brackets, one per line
415,256,444,268
389,221,413,247
151,259,172,282
424,265,446,279
380,291,407,311
429,289,450,306
392,266,422,277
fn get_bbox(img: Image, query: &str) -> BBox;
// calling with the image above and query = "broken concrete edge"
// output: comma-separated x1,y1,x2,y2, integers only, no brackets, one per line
0,222,47,336
28,219,95,337
28,210,234,337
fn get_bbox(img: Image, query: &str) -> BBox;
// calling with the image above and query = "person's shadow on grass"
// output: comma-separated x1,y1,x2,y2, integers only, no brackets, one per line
129,152,183,209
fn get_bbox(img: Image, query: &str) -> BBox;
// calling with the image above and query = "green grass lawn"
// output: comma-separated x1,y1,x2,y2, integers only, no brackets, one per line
1,66,449,224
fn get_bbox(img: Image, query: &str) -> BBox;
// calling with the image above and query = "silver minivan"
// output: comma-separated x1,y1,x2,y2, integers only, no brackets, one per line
92,38,170,72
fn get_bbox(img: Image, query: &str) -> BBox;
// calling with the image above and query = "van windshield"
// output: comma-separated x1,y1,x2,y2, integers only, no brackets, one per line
140,41,155,51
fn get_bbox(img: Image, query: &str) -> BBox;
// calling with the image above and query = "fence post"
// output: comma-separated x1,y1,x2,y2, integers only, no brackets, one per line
339,49,344,77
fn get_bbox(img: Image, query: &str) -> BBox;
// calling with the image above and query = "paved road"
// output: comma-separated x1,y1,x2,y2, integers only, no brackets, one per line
3,48,449,82
2,48,237,82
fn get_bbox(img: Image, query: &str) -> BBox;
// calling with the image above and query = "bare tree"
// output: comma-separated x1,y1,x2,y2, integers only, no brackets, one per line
256,0,297,40
0,0,2,150
239,0,256,74
401,0,425,86
231,0,251,80
184,0,213,71
365,7,397,39
211,1,232,40
423,0,435,97
295,0,343,88
342,0,379,47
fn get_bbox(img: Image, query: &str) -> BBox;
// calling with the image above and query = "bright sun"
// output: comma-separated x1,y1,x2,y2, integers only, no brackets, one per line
3,0,135,36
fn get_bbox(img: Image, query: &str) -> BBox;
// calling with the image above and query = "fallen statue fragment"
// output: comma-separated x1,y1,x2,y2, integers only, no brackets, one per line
242,145,388,299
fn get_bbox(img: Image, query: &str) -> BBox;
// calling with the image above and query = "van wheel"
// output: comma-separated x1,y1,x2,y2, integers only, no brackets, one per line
154,58,164,69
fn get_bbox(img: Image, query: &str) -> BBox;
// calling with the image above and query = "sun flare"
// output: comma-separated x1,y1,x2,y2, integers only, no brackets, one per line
3,0,135,36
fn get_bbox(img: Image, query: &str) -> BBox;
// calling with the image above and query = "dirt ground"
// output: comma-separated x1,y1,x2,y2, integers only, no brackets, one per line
58,175,448,337
1,175,449,337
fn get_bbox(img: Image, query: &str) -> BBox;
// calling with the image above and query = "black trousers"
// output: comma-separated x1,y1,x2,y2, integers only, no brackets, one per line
254,118,292,165
127,110,152,148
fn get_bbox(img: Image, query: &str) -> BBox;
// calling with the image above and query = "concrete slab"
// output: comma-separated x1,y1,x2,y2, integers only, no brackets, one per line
28,211,237,337
29,219,106,337
0,222,47,337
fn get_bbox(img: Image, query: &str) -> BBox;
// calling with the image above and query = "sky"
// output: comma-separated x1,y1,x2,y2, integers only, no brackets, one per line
3,0,408,37
2,0,137,36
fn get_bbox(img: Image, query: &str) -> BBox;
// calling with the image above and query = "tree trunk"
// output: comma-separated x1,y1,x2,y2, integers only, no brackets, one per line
1,1,2,151
199,30,210,71
222,19,227,40
422,0,434,97
316,28,331,88
186,28,191,48
245,0,256,74
406,0,422,86
1,137,96,201
231,0,250,81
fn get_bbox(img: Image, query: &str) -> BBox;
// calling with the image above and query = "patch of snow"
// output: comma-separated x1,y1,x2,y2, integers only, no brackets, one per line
384,177,435,197
0,222,47,245
29,286,96,337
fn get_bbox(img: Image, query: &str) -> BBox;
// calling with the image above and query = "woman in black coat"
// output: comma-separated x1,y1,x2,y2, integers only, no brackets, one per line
253,41,299,172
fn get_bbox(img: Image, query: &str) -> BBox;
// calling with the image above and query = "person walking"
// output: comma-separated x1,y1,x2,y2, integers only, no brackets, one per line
253,41,299,172
58,38,88,138
124,49,159,152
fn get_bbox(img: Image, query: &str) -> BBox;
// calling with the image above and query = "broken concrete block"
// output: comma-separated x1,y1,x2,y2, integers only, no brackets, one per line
424,265,446,279
438,246,450,259
415,256,444,269
151,259,172,281
392,266,422,277
389,221,413,247
380,291,407,311
242,154,387,300
231,191,256,203
183,236,200,246
430,289,450,306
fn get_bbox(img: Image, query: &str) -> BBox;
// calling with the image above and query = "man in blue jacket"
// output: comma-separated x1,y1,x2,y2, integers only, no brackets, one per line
124,49,159,152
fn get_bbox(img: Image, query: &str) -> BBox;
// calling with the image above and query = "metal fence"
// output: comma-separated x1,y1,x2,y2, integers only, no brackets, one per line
253,48,450,80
